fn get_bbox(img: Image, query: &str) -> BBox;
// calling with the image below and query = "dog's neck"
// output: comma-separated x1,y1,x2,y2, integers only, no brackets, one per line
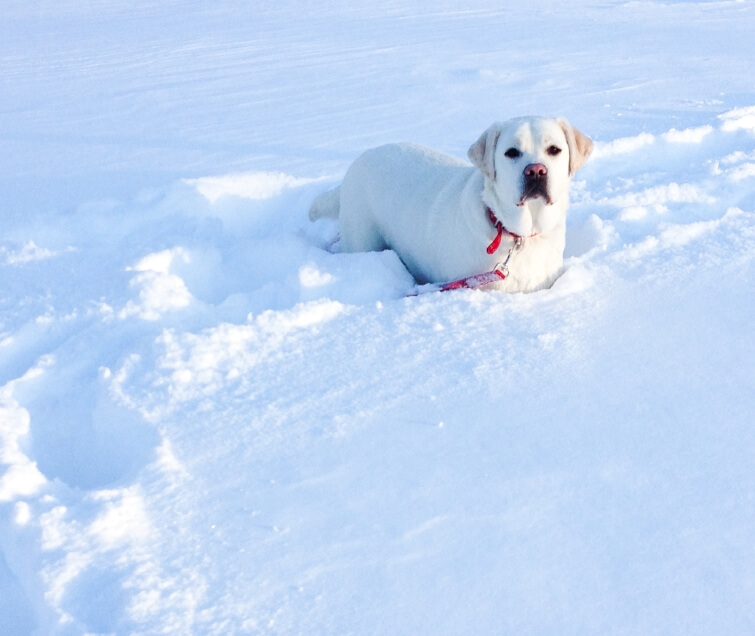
479,180,530,241
484,206,534,255
479,175,567,249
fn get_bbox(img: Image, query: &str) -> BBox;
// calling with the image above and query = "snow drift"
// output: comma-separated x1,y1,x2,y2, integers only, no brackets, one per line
1,1,754,634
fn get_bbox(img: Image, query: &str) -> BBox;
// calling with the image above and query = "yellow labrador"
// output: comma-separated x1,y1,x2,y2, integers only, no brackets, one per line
310,117,592,292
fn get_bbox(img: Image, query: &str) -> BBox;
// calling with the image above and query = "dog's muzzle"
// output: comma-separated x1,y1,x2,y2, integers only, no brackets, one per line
518,163,552,206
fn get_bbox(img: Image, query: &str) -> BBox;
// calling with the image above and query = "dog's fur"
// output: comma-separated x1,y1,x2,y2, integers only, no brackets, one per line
309,117,592,292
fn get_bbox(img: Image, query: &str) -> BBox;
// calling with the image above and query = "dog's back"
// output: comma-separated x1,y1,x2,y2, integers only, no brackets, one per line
337,144,476,271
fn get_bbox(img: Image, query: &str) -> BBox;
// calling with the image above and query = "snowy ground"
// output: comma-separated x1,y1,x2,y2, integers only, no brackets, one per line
2,1,755,634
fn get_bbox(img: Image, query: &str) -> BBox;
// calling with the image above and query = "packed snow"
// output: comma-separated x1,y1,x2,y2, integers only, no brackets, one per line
1,1,755,634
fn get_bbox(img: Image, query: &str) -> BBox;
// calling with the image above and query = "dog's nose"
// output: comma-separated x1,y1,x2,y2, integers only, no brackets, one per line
524,163,547,178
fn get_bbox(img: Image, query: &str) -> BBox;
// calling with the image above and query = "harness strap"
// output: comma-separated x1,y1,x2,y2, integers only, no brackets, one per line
437,268,507,292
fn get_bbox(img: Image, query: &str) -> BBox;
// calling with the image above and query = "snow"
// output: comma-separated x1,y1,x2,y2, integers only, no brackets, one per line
1,1,755,634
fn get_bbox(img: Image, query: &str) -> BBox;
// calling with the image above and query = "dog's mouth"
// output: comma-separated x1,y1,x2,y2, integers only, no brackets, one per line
517,177,552,206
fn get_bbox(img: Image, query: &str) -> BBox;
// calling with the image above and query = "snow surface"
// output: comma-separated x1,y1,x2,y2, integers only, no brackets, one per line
1,1,755,634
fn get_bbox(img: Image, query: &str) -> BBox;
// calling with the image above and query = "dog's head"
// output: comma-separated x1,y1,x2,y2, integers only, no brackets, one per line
468,117,593,237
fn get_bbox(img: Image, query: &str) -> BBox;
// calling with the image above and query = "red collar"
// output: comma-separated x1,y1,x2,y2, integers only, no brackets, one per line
485,207,536,255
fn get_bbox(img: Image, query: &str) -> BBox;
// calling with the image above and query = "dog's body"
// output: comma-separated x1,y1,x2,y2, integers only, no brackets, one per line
309,117,592,293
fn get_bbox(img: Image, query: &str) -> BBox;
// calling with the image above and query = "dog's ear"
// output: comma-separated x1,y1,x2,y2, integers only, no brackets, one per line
558,118,593,175
468,124,501,181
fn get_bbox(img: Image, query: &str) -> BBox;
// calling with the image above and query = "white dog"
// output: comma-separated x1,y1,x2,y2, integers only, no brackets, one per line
309,117,593,293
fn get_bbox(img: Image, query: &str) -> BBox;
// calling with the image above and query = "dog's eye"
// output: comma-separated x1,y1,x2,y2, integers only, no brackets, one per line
504,147,522,159
547,145,562,156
